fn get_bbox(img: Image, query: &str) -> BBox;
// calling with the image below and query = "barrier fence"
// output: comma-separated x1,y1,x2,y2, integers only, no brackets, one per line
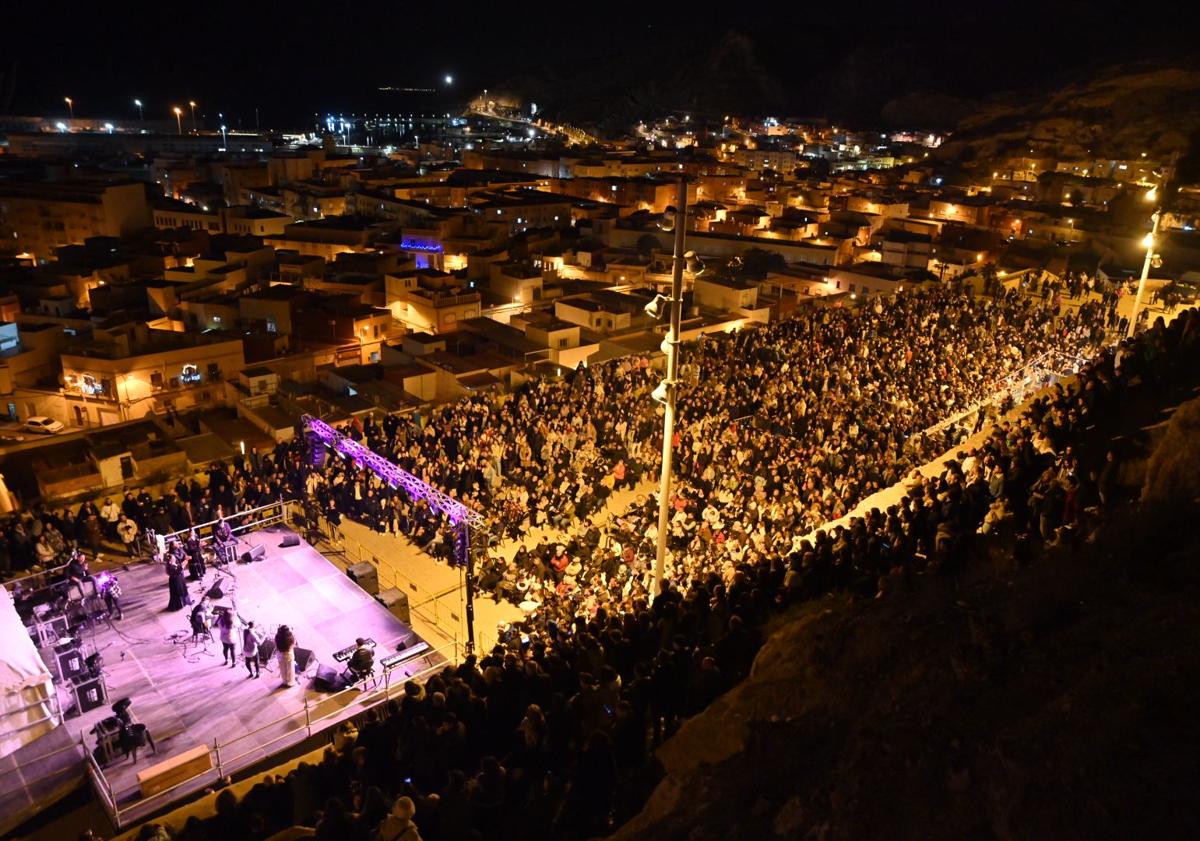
88,636,463,830
295,506,479,651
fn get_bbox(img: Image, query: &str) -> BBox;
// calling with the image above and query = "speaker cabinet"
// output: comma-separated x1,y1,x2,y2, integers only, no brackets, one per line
240,544,267,564
257,638,276,665
313,663,346,692
347,561,379,595
279,533,301,547
294,647,315,671
375,587,410,625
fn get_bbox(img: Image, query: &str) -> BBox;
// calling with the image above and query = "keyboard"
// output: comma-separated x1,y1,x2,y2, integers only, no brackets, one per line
333,638,376,662
381,641,432,671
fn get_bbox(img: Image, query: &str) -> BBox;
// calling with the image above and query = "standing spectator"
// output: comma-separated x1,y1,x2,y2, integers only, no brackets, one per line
116,513,138,557
375,795,423,841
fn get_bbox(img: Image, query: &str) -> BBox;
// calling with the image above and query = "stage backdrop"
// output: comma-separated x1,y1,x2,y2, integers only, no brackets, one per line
0,586,59,759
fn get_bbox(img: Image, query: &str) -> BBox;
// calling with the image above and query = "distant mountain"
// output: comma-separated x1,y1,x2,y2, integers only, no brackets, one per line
488,30,793,132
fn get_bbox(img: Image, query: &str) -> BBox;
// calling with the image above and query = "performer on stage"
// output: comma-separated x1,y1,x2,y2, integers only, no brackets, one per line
216,608,242,668
275,624,297,687
185,527,205,580
213,517,235,564
165,546,191,611
347,637,375,682
190,597,213,640
242,621,264,678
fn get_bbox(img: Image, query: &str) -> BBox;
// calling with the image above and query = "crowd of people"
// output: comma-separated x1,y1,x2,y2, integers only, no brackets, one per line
112,306,1199,841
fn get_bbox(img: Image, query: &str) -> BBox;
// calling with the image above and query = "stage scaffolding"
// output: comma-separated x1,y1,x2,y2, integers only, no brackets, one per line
301,415,488,651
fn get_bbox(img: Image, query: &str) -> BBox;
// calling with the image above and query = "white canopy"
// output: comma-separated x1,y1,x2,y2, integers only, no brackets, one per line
0,586,59,759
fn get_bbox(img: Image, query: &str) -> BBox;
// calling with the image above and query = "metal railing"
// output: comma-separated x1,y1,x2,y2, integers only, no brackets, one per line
88,639,459,830
158,498,293,546
305,510,468,648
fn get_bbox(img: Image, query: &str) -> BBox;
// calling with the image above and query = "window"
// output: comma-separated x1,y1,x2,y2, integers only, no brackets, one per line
180,364,201,384
266,315,277,333
150,372,163,390
207,363,221,380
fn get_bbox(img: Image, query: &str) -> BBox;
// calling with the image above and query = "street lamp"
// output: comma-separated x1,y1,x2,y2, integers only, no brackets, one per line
444,74,453,85
189,100,197,133
134,98,143,121
173,106,183,135
64,97,73,119
649,176,704,600
1127,156,1176,337
220,124,227,149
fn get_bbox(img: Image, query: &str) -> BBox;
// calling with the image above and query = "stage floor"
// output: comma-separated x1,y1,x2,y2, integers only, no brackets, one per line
7,527,439,831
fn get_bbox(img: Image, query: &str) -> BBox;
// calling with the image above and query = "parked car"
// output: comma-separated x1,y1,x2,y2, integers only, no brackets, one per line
1164,279,1200,304
22,416,64,434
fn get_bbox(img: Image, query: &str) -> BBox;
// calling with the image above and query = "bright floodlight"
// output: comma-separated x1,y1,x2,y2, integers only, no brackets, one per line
1145,187,1158,203
1141,232,1155,248
444,75,453,85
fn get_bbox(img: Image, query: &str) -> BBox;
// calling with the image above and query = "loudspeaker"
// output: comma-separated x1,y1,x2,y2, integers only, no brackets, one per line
279,533,301,548
257,638,276,665
294,647,315,671
376,587,410,625
240,544,267,564
347,561,379,596
307,432,326,468
74,677,107,713
313,663,346,692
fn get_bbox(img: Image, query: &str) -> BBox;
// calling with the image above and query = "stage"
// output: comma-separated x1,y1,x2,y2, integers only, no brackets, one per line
1,527,441,832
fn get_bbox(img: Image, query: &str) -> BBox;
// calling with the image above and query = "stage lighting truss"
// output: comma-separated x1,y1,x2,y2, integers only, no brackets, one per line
302,415,485,530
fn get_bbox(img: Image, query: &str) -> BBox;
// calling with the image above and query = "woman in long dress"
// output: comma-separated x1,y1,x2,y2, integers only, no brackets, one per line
275,624,297,687
165,551,191,611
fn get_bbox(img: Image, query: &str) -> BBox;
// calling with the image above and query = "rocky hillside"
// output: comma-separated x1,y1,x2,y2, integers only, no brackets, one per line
609,398,1200,841
934,62,1200,167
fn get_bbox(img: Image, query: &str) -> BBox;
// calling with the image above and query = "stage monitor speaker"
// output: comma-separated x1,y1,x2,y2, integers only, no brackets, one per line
313,663,346,692
347,561,379,596
257,639,276,665
240,544,267,564
74,676,107,713
279,533,301,548
376,587,411,625
294,647,315,671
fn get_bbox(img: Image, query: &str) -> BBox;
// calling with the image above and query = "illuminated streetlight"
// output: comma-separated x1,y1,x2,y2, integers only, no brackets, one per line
64,97,73,119
173,106,183,135
1145,186,1158,203
188,100,197,133
444,74,453,85
220,124,227,149
134,98,143,121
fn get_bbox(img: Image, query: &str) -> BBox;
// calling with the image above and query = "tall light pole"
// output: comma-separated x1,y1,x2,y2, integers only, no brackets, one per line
1128,209,1161,338
652,176,690,599
173,106,183,135
220,124,227,150
188,100,198,133
1127,153,1176,337
64,97,73,119
134,98,143,122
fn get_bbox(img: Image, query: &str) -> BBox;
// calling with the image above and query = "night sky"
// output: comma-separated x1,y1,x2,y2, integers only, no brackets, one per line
4,0,1196,127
